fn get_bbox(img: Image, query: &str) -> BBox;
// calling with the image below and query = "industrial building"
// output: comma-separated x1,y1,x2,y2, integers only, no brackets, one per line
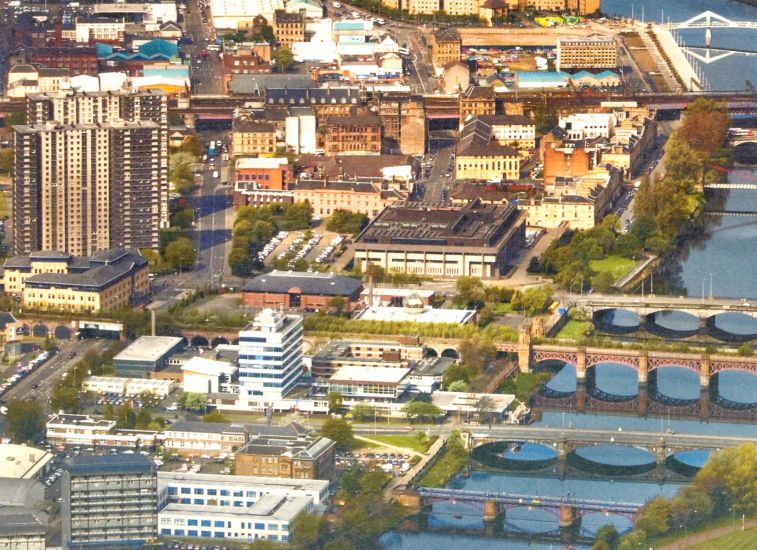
113,336,184,378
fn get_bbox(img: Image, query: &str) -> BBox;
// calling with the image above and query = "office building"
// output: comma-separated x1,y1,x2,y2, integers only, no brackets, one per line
113,336,184,378
293,179,405,219
556,37,618,71
456,118,521,181
327,366,411,402
237,309,305,406
310,339,426,379
324,114,382,155
158,494,311,543
62,454,158,549
478,114,536,152
158,472,330,508
3,248,149,312
273,10,305,48
0,507,47,550
241,270,363,312
354,200,526,278
46,413,159,449
235,433,335,480
14,90,169,255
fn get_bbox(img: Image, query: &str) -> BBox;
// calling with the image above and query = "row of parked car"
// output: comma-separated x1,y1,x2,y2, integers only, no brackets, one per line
314,234,344,264
0,349,56,398
257,230,289,262
288,234,322,268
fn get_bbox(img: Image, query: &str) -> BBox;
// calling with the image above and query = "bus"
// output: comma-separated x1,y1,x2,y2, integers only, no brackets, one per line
207,141,216,158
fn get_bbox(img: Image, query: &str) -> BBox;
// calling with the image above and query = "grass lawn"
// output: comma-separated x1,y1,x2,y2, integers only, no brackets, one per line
492,302,513,315
555,319,593,340
366,434,433,453
417,448,468,488
499,372,553,403
691,528,757,550
589,255,636,282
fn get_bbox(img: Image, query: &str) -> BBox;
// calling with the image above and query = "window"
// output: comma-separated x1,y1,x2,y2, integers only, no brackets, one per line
180,487,191,494
220,489,230,496
214,532,225,538
234,501,243,507
201,520,211,527
214,521,225,528
207,488,217,496
188,519,198,526
188,530,198,537
174,529,184,536
254,523,265,530
268,524,278,531
246,491,256,498
194,488,204,495
201,530,211,537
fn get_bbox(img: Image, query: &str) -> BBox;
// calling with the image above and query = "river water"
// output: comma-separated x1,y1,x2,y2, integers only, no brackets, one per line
380,2,756,548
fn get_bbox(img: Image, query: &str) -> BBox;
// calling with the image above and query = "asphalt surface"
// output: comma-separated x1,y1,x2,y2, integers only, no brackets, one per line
186,0,225,96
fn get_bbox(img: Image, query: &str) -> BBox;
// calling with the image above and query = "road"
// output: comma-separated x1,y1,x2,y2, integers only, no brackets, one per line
185,0,225,95
0,339,112,435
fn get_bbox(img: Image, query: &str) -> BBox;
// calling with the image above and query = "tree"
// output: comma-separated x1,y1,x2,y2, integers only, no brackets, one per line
274,46,295,72
458,337,497,370
51,385,81,413
351,402,376,421
679,98,730,155
169,152,196,195
592,541,610,550
179,392,207,412
327,296,347,315
592,271,615,293
477,304,494,327
452,276,486,308
533,105,558,134
320,417,354,451
476,395,495,422
595,524,620,550
177,135,203,158
0,148,13,174
5,400,43,442
402,401,443,422
326,210,368,235
290,513,329,550
170,208,194,229
695,444,757,515
5,111,26,126
164,237,196,270
635,496,671,537
617,529,646,550
663,131,702,189
511,286,553,316
447,380,469,392
203,411,229,423
328,392,343,413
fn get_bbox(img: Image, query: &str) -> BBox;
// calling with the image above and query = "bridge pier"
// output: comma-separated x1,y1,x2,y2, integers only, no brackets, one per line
638,352,648,385
575,380,586,413
700,355,711,388
483,499,499,522
559,505,580,542
700,387,711,420
638,383,648,416
518,323,532,373
556,437,569,461
576,347,586,381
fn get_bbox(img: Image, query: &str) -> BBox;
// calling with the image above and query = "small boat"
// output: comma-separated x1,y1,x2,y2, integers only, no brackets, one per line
454,513,463,519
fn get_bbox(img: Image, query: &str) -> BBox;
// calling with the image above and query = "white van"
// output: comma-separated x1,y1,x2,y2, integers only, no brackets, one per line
213,170,219,178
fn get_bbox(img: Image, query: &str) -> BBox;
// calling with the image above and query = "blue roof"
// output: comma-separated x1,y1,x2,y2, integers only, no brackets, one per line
99,39,178,61
595,70,620,78
139,38,179,59
516,71,570,82
143,65,189,79
335,21,367,31
96,43,114,57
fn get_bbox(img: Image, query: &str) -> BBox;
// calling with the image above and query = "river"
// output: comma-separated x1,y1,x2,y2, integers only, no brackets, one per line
380,2,756,548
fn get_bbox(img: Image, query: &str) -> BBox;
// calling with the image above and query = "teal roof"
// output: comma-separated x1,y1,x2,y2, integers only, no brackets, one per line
96,43,114,57
138,39,179,58
516,71,570,82
143,65,189,79
335,22,367,31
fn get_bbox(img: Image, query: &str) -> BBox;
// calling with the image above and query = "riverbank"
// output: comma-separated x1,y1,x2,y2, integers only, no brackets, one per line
657,518,757,550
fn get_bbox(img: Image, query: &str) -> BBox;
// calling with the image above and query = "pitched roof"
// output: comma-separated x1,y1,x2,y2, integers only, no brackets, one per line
242,270,363,297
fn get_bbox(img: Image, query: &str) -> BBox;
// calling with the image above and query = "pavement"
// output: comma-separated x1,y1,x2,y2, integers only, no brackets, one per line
185,0,225,96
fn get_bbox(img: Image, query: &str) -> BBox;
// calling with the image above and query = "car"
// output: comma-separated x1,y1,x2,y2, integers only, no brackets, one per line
31,383,39,389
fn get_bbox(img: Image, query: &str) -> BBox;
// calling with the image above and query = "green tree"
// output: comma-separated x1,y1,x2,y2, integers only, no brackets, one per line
320,417,354,451
595,524,620,550
169,151,196,194
0,148,13,174
179,392,207,412
511,286,553,316
695,444,757,515
458,337,497,370
116,403,137,429
51,385,81,413
164,237,196,270
663,131,701,191
617,529,646,550
592,541,610,550
5,400,43,442
737,343,753,356
351,402,376,421
178,135,203,158
327,296,347,315
533,104,558,134
326,210,368,235
328,392,343,413
679,98,731,155
170,208,194,230
5,111,26,126
635,496,671,537
452,276,486,308
592,271,615,293
274,46,296,71
447,380,469,392
290,512,329,550
402,401,443,422
203,411,230,423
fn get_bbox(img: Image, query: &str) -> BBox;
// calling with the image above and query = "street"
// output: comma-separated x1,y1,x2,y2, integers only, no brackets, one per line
185,0,225,96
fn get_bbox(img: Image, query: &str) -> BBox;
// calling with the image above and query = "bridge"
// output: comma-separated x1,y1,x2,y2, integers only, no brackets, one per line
703,183,757,190
570,294,757,320
661,11,757,31
704,210,757,218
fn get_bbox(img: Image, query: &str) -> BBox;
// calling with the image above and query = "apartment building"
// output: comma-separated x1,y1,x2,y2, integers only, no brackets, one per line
310,339,425,378
540,127,602,184
377,93,425,155
273,10,305,48
231,119,277,156
74,17,126,44
429,28,461,70
479,114,536,152
324,114,382,155
222,41,272,75
354,201,526,278
293,179,404,218
14,90,169,255
62,454,158,549
46,413,159,449
556,37,618,71
456,118,521,181
459,86,496,122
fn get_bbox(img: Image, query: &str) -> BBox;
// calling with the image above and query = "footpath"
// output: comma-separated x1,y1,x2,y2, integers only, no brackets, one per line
658,518,757,550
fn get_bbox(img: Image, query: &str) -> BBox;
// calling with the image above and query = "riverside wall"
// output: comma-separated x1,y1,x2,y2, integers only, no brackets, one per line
650,25,703,91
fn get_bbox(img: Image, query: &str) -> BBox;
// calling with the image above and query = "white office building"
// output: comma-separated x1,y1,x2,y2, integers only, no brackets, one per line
558,113,618,140
237,309,304,407
157,472,329,508
158,495,311,543
285,107,317,154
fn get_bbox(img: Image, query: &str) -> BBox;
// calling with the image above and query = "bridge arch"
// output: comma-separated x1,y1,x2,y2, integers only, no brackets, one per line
645,310,700,338
424,347,439,358
532,350,577,368
32,324,49,338
441,348,459,359
648,357,702,374
586,353,639,371
211,336,230,348
706,312,757,342
54,325,72,340
592,308,641,334
190,335,210,348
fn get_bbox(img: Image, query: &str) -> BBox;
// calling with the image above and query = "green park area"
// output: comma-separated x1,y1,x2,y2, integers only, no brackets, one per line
365,434,434,454
690,527,757,549
589,255,636,282
555,319,593,340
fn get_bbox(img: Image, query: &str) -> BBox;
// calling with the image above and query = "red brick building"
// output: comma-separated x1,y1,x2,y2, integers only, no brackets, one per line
242,270,363,312
28,46,99,76
541,128,601,184
324,114,382,155
233,157,293,207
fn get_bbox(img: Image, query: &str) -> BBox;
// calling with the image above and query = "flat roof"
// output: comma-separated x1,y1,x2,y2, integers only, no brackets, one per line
114,336,183,364
181,356,238,377
243,270,362,297
0,507,47,537
431,391,515,413
0,444,54,479
158,471,328,492
160,494,310,521
65,453,155,476
355,306,476,325
329,366,410,385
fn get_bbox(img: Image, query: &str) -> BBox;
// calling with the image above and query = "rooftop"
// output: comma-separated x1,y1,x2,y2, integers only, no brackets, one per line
242,270,363,297
65,453,155,476
181,356,238,377
329,366,410,385
0,507,47,537
157,471,329,492
0,444,54,479
354,305,477,325
160,494,310,521
236,157,288,170
113,336,183,364
433,27,460,42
